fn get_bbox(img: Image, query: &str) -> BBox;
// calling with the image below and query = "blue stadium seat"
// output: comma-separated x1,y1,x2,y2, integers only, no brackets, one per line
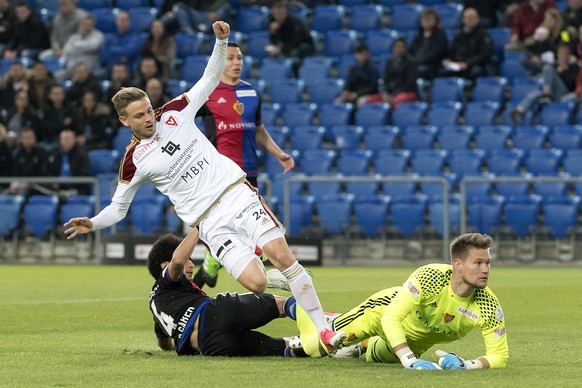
542,195,579,238
259,58,293,87
524,148,562,174
281,102,317,127
500,58,528,82
428,196,461,236
471,76,507,104
390,194,427,237
374,149,410,174
311,5,345,33
364,126,399,155
315,194,353,236
539,102,575,126
261,103,282,127
41,56,66,74
166,79,190,97
246,31,271,60
0,195,24,238
504,194,542,237
128,7,156,33
318,103,354,128
563,154,582,175
509,76,542,102
23,195,59,238
474,125,510,151
307,78,344,104
427,101,462,126
112,126,133,155
549,125,582,150
512,125,548,152
467,194,505,234
488,27,511,63
448,149,485,176
533,173,569,198
390,4,422,31
237,6,268,33
365,29,401,57
355,103,390,127
268,79,304,106
345,175,380,199
429,77,465,103
391,101,428,127
174,32,205,59
495,172,532,197
411,149,447,174
354,195,390,237
88,150,119,176
180,55,209,83
307,173,343,201
93,7,118,34
130,194,166,234
290,125,325,151
331,125,364,150
464,101,501,127
336,54,356,80
116,0,149,9
350,4,383,32
381,172,417,197
300,149,337,175
437,128,470,151
419,172,457,199
487,149,524,174
461,172,494,198
401,125,438,150
440,124,475,137
433,3,462,29
299,57,334,87
165,206,182,233
60,196,95,225
79,0,111,11
336,150,372,175
324,29,358,58
270,172,305,202
268,126,290,148
287,195,315,236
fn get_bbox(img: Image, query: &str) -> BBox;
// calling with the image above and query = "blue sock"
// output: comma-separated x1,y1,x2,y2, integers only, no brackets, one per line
284,346,292,357
284,296,296,321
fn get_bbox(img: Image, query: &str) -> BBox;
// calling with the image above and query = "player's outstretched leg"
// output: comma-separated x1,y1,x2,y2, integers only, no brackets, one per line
201,248,222,287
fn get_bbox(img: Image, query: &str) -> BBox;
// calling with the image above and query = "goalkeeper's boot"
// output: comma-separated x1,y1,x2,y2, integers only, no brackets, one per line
319,329,346,355
202,249,222,288
333,343,364,359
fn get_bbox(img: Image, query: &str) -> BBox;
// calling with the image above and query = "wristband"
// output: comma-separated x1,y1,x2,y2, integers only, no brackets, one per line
395,346,417,368
463,359,484,370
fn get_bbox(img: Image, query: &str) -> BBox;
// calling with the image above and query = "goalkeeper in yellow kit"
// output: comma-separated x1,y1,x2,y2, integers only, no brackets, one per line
296,233,509,370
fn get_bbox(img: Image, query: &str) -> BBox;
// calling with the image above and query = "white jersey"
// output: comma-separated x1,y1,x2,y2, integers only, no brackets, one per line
91,38,246,229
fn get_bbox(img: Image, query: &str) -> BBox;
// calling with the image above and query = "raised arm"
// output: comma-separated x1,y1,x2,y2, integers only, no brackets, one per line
165,227,200,281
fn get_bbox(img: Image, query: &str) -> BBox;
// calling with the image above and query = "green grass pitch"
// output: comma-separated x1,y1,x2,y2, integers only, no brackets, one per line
1,264,581,387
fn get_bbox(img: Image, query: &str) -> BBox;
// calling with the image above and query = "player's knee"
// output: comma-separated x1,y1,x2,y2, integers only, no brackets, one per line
246,276,268,293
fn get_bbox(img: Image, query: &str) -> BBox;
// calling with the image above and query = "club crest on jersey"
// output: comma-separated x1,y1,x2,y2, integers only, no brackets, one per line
165,115,178,126
161,140,181,156
406,280,420,298
443,313,455,323
233,101,244,115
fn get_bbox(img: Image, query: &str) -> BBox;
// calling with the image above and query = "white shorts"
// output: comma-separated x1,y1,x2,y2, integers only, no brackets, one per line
198,182,285,280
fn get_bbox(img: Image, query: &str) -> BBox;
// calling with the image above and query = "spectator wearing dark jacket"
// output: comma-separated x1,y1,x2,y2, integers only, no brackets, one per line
47,129,91,195
336,43,380,107
0,0,15,49
408,8,449,80
8,127,49,196
3,1,49,59
73,90,111,151
266,1,315,62
441,8,493,80
382,38,418,110
41,84,75,148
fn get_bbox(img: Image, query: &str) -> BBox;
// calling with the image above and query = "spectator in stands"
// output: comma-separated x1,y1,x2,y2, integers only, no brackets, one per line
265,0,315,70
100,10,142,72
104,63,131,128
8,127,49,196
73,89,111,151
408,8,449,81
65,62,102,108
59,14,104,82
463,0,505,27
3,1,50,59
441,8,493,80
158,0,232,34
47,129,91,196
0,123,13,189
511,43,579,123
336,43,380,107
142,19,176,81
562,0,582,38
132,56,163,91
0,0,15,52
146,77,170,109
0,61,28,115
521,8,564,75
2,90,42,141
506,0,555,51
380,37,418,111
39,0,86,62
27,61,56,113
41,84,75,149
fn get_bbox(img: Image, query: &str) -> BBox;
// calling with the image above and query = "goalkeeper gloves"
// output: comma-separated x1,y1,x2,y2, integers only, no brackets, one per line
407,359,442,370
435,350,484,370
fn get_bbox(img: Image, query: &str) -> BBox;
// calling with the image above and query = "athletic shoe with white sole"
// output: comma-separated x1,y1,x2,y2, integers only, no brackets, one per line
266,269,290,291
319,329,346,354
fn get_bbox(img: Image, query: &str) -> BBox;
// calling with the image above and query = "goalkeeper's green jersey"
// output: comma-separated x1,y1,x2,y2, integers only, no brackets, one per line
333,263,508,368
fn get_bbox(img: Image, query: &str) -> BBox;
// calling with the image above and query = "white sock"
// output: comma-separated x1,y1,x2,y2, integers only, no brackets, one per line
282,261,328,333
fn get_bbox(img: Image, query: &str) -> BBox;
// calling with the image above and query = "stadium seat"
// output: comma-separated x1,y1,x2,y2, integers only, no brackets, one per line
270,172,305,203
268,79,304,105
354,103,390,127
427,101,462,126
307,173,343,201
311,5,345,33
237,6,268,33
165,206,182,233
542,196,580,238
512,125,548,152
563,154,582,175
88,150,119,176
41,56,66,74
174,32,205,59
331,125,364,150
440,124,475,137
246,31,271,60
524,148,563,175
261,103,282,126
433,3,462,29
116,0,149,9
488,27,511,63
324,29,358,58
259,58,293,87
318,103,354,128
336,150,372,175
130,194,166,234
166,79,190,97
419,172,457,199
467,194,505,234
504,194,542,237
509,76,542,102
79,0,111,10
287,195,315,236
437,128,470,151
180,55,209,83
128,7,156,33
500,58,528,83
60,196,95,226
307,78,344,104
281,103,317,127
391,101,428,127
345,174,381,199
411,149,447,174
390,194,427,238
486,149,524,174
268,126,290,148
390,4,422,31
429,77,465,103
336,54,356,80
381,172,417,197
364,29,401,58
533,173,569,198
364,126,399,155
428,196,461,237
374,149,410,174
315,194,353,236
0,195,24,240
93,8,118,34
112,126,133,155
23,195,59,238
300,149,337,175
495,172,532,197
290,125,325,151
539,102,575,127
549,125,582,150
299,57,334,87
474,125,510,151
401,125,438,150
448,149,485,176
460,172,495,198
354,195,390,238
349,4,383,32
471,76,507,104
464,101,500,127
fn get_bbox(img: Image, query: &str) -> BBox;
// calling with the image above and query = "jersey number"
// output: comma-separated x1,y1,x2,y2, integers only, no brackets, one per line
151,300,177,336
253,209,267,220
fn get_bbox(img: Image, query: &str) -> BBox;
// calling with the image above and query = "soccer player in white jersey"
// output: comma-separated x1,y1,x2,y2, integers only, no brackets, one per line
63,21,345,354
295,233,509,368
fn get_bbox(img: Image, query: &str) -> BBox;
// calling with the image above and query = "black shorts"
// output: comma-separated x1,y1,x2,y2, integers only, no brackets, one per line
196,292,285,357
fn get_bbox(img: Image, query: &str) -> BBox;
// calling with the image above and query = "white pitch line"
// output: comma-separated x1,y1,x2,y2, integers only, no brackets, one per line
0,296,144,305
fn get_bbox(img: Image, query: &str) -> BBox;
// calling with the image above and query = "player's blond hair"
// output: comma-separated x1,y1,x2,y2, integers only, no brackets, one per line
111,87,148,117
449,233,493,261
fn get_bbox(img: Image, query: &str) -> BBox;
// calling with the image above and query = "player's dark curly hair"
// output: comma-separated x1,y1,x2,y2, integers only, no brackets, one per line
449,233,493,262
147,234,182,279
